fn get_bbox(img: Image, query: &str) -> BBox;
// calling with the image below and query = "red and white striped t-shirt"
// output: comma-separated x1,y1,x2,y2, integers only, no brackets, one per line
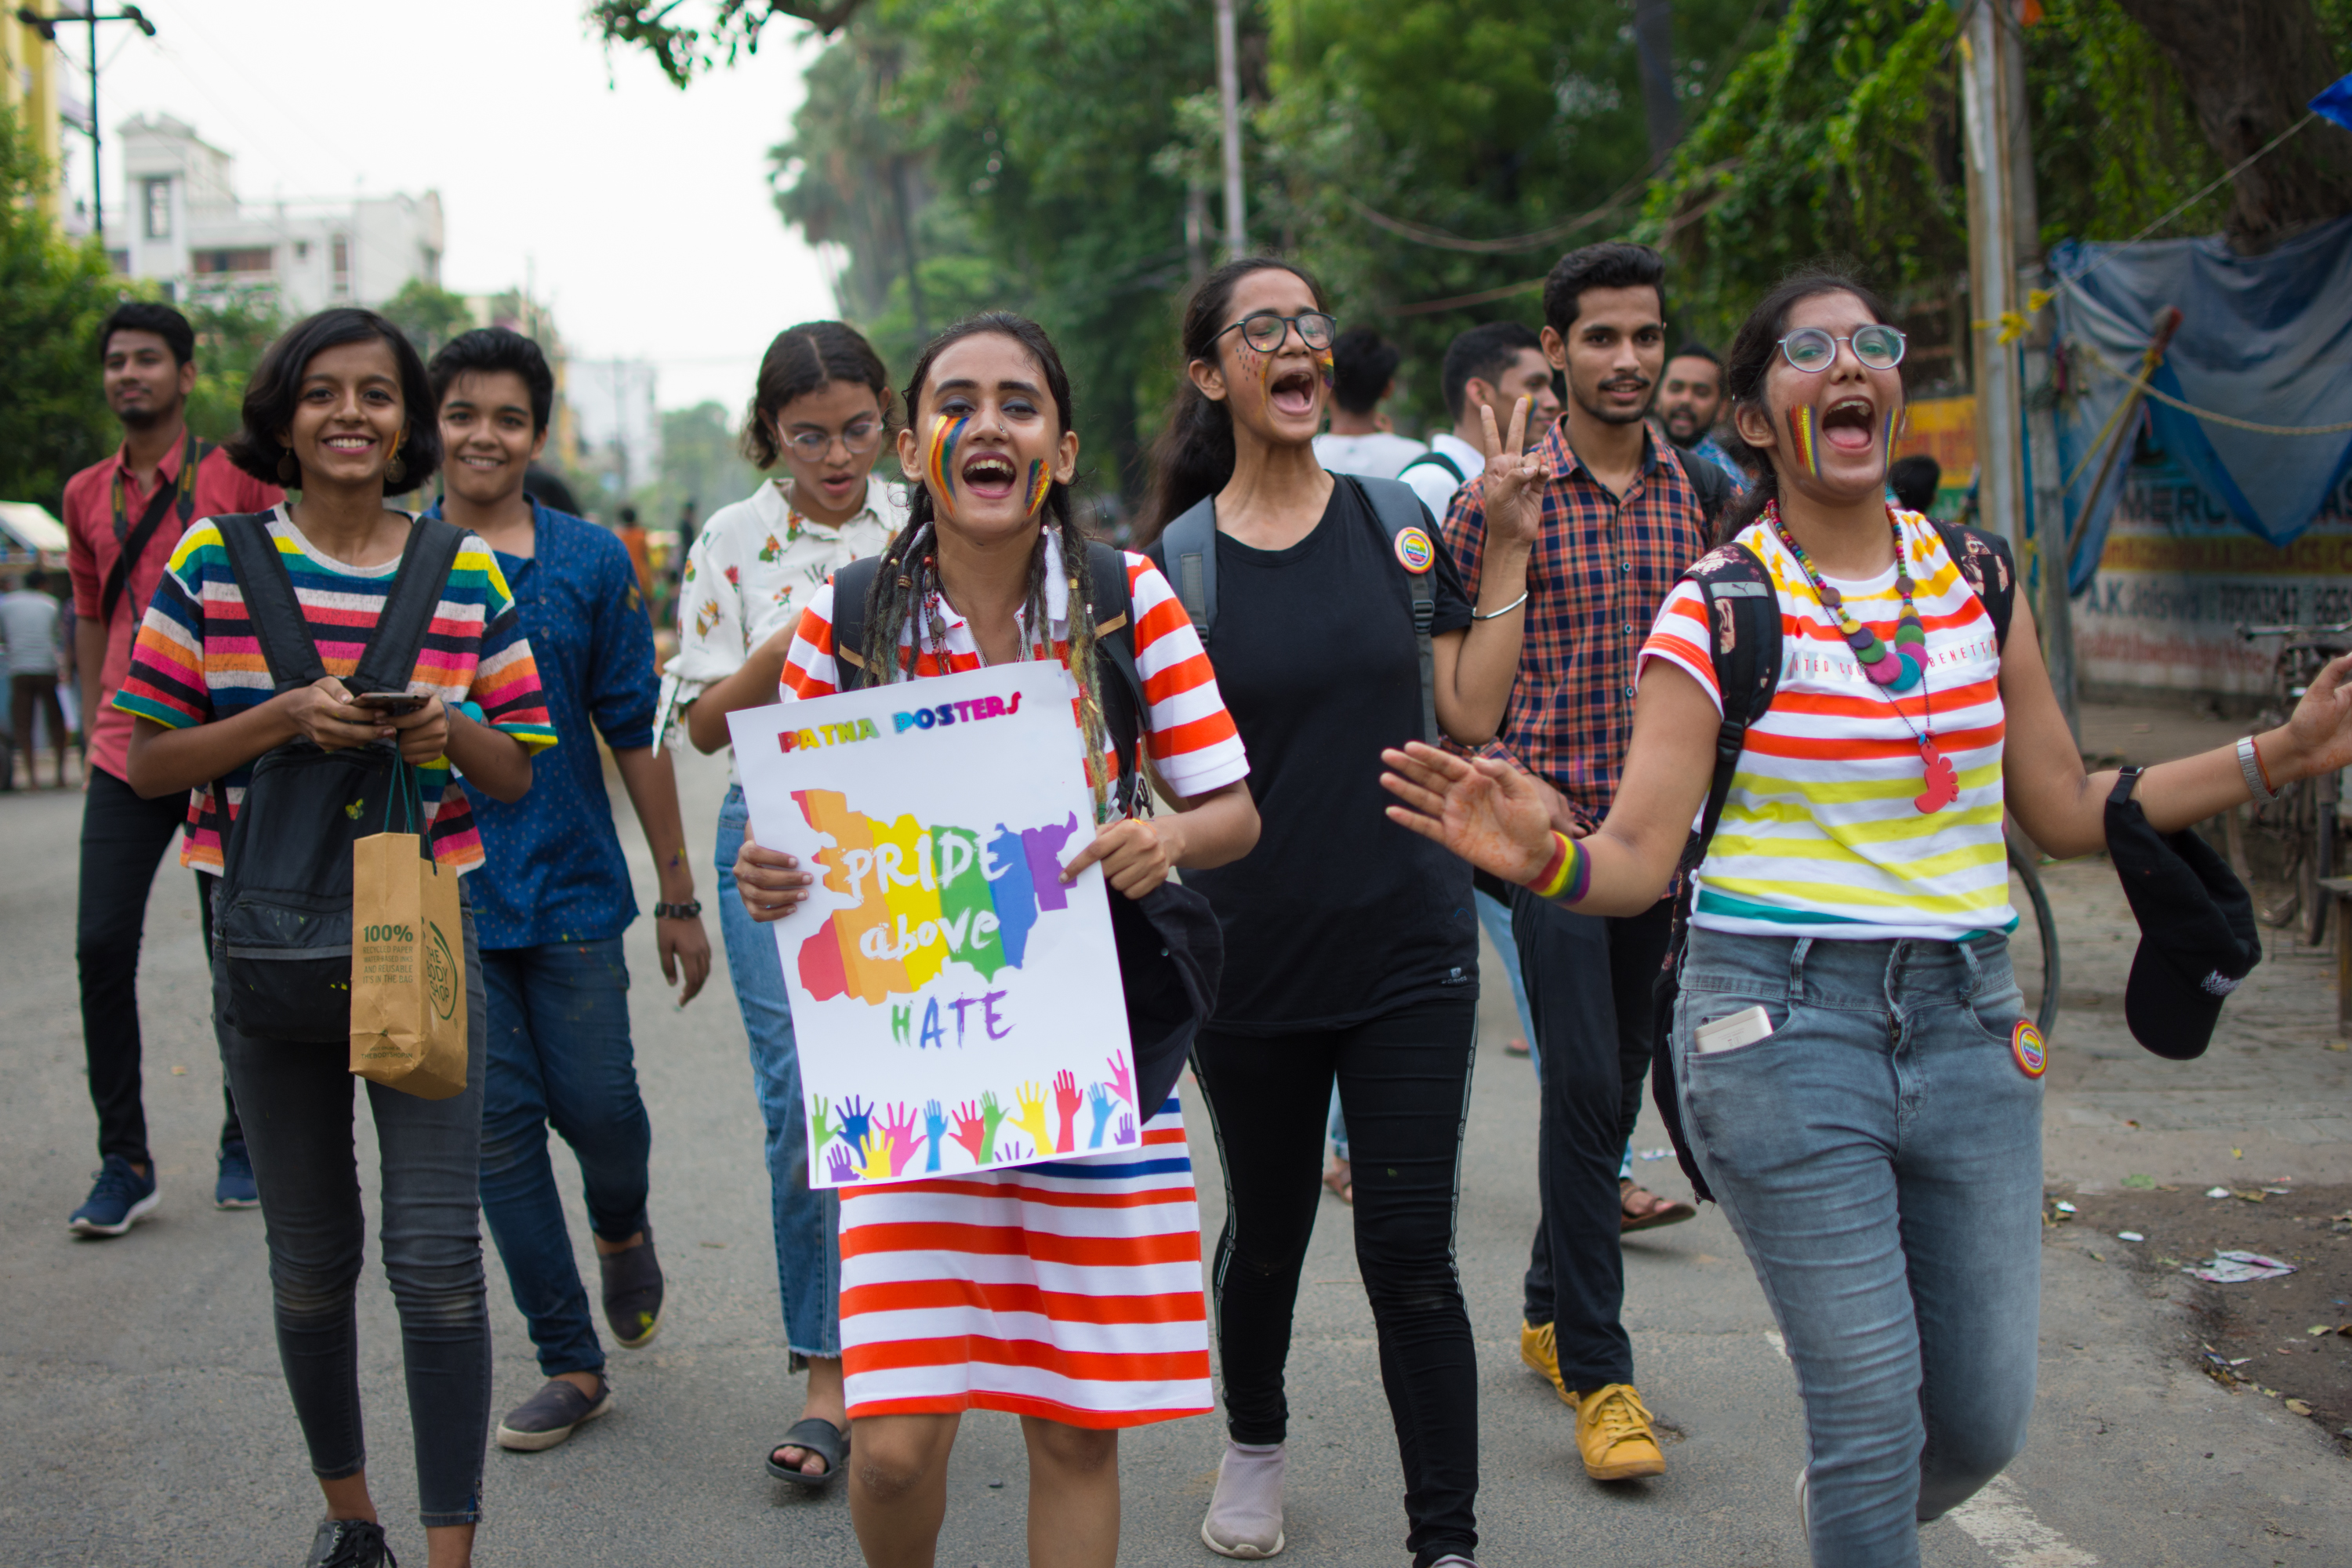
778,531,1249,804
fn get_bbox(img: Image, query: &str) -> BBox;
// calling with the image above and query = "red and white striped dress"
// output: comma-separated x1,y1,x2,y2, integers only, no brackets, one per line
777,532,1247,1427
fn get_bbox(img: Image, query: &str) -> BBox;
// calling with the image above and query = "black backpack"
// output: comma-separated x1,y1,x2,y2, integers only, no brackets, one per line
824,542,1221,1119
1649,518,2016,1202
212,513,466,1044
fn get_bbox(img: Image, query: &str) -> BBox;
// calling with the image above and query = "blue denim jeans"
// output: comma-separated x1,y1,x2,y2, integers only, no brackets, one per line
715,786,840,1362
477,938,652,1378
1670,928,2042,1568
216,901,492,1529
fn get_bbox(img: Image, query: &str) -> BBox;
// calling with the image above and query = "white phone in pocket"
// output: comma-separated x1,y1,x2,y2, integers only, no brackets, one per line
1694,1004,1775,1055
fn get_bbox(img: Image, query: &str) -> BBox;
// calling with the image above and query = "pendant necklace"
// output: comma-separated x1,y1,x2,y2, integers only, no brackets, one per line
1769,501,1958,814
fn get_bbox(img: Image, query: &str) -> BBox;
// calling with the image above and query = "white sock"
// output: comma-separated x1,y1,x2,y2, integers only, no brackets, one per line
1203,1440,1286,1556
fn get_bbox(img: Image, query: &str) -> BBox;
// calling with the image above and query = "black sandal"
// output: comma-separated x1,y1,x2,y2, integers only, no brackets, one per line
766,1416,849,1489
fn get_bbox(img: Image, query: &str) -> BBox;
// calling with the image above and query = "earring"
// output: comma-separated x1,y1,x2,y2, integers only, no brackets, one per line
276,452,299,486
384,457,408,490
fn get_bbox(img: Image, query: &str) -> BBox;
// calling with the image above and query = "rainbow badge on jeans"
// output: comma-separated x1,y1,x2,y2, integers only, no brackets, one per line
2011,1019,2046,1078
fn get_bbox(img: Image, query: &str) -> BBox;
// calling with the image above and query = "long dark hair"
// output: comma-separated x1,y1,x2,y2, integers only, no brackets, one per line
865,312,1120,818
1713,267,1896,544
741,321,894,470
227,307,441,492
1138,256,1327,543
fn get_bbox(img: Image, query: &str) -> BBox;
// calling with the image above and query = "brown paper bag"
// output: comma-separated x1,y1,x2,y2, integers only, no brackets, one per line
349,832,468,1099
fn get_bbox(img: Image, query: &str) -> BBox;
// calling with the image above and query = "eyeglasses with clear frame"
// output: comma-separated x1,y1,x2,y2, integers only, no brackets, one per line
1214,310,1339,355
784,419,885,462
1777,325,1906,373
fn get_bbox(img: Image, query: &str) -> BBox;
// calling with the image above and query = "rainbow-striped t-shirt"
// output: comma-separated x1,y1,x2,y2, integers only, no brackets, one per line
113,506,557,873
1640,509,2016,940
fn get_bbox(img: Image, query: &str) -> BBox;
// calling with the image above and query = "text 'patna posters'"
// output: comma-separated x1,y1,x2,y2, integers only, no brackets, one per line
729,664,1138,1189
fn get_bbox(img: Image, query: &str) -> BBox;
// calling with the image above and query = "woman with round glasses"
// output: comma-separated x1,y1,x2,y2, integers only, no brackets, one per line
1138,257,1544,1567
1378,268,2352,1564
655,320,908,1490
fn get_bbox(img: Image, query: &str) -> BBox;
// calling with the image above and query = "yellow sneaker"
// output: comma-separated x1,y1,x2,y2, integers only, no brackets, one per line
1519,1319,1574,1406
1574,1382,1666,1480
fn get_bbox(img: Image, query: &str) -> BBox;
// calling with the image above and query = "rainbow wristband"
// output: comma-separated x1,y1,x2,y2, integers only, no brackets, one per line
1527,831,1588,903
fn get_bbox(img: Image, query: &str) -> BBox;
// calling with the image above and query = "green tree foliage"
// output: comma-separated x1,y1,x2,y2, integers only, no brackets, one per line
638,400,768,535
380,276,476,361
180,286,287,445
0,106,118,511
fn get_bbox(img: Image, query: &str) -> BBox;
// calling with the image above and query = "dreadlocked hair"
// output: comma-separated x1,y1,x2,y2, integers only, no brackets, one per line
864,311,1127,823
1712,265,1897,546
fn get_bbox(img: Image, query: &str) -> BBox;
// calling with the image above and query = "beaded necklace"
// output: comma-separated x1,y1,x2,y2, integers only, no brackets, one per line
1769,501,1958,813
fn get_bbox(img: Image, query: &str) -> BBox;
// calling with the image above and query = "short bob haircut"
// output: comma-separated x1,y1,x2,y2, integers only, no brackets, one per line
226,307,441,492
428,326,557,434
740,321,893,470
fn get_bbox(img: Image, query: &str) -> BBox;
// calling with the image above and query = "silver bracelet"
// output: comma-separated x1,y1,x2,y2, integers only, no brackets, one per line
2238,735,2278,805
1471,590,1530,621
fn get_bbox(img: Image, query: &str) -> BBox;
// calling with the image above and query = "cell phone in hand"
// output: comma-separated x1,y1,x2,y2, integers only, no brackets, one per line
358,692,429,715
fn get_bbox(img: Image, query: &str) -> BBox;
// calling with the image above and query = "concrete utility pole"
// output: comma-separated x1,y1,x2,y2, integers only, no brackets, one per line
15,5,156,245
1214,0,1247,258
1633,0,1682,162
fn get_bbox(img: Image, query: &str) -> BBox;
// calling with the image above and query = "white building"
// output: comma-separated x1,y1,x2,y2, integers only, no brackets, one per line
106,114,444,314
566,358,662,503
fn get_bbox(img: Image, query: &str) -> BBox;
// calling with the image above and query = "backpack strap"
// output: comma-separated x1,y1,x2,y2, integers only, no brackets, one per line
826,558,881,691
349,517,467,697
1399,448,1465,486
1160,495,1219,646
102,434,211,626
213,512,328,692
1349,474,1443,747
1662,441,1733,541
1675,541,1784,878
1932,519,2015,652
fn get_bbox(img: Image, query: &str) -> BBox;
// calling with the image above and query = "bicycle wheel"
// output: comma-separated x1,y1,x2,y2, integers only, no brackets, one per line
2007,839,2062,1036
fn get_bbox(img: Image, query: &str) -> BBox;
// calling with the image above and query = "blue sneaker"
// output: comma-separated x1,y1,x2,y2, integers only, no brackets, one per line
69,1155,160,1237
215,1138,259,1210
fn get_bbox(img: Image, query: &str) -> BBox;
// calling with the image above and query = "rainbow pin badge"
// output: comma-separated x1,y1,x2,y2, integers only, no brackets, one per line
1394,524,1436,574
2011,1018,2046,1079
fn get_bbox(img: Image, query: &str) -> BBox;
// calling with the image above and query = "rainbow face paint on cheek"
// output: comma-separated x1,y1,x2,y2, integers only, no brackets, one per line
926,413,970,518
1788,405,1819,477
1315,347,1334,391
1023,459,1052,517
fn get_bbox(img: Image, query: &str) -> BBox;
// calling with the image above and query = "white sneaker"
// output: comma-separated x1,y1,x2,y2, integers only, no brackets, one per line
1200,1440,1285,1559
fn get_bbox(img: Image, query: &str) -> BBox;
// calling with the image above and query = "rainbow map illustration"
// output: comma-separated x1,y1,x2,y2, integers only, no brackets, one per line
793,787,1083,1005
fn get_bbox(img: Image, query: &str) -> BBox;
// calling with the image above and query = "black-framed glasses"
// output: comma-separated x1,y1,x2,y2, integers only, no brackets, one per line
785,419,884,461
1215,310,1338,354
1778,325,1906,372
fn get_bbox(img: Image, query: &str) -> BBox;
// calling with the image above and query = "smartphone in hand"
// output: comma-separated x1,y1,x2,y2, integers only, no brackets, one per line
358,692,429,715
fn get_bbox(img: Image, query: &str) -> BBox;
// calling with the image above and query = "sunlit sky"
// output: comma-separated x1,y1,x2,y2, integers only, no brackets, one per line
49,0,838,410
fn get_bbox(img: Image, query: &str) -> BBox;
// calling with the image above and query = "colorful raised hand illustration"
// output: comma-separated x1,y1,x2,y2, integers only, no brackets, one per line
1116,1112,1135,1146
923,1100,948,1172
878,1102,925,1178
980,1091,1011,1161
855,1130,894,1181
1106,1053,1134,1110
952,1100,993,1166
1086,1082,1113,1149
1011,1080,1054,1155
1053,1069,1082,1155
996,1137,1029,1162
811,1095,839,1150
826,1144,858,1184
838,1094,874,1156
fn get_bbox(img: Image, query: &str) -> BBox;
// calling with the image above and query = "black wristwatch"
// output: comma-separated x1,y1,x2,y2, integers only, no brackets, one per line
652,901,702,920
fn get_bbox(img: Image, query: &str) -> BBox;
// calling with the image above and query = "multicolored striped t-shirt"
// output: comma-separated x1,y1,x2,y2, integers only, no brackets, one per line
113,506,557,873
1639,509,2015,940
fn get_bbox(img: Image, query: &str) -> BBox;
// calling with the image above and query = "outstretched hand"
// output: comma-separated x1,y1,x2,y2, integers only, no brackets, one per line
2282,654,2352,779
1379,742,1560,884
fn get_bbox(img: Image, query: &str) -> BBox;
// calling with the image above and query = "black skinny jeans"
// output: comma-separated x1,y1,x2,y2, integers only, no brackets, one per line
1192,994,1479,1568
216,898,493,1529
78,765,240,1165
1513,889,1675,1392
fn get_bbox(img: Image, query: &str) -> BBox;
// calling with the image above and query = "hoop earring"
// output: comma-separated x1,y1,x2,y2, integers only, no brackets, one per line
276,452,299,486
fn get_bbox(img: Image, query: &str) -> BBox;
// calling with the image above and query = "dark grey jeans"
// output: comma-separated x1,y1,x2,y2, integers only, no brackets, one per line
216,899,492,1529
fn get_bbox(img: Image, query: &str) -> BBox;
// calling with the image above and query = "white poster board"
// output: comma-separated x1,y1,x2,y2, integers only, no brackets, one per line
728,664,1138,1189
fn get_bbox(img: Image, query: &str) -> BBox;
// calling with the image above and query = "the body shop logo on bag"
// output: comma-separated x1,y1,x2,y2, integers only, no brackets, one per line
424,921,459,1021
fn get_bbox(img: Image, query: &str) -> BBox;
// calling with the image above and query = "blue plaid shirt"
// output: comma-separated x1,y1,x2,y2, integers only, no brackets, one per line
431,499,658,949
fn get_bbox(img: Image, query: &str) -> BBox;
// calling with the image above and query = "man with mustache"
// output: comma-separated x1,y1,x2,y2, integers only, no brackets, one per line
1438,242,1726,1488
1660,343,1749,491
60,302,281,1235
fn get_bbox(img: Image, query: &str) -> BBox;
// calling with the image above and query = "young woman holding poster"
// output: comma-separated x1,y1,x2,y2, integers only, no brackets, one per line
731,311,1259,1568
1131,258,1542,1568
659,321,907,1486
1376,270,2352,1565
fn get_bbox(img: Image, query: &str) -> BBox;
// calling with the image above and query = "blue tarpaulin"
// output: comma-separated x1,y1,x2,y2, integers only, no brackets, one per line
2049,212,2352,594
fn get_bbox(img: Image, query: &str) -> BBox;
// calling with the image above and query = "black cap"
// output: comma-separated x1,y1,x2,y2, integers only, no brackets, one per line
2107,768,2261,1059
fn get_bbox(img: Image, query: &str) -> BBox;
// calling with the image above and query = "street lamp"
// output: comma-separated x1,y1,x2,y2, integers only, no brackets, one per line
15,5,158,245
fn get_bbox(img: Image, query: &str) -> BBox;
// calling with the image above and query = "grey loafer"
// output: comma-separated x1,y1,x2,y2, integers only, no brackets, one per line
495,1375,613,1452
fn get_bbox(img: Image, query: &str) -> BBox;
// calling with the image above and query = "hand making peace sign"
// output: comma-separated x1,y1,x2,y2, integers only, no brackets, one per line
1476,393,1552,550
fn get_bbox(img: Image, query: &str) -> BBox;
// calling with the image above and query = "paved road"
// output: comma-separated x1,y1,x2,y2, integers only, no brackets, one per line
5,735,2347,1565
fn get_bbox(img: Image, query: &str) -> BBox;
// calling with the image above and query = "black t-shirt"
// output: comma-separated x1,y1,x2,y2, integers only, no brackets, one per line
1166,478,1479,1033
